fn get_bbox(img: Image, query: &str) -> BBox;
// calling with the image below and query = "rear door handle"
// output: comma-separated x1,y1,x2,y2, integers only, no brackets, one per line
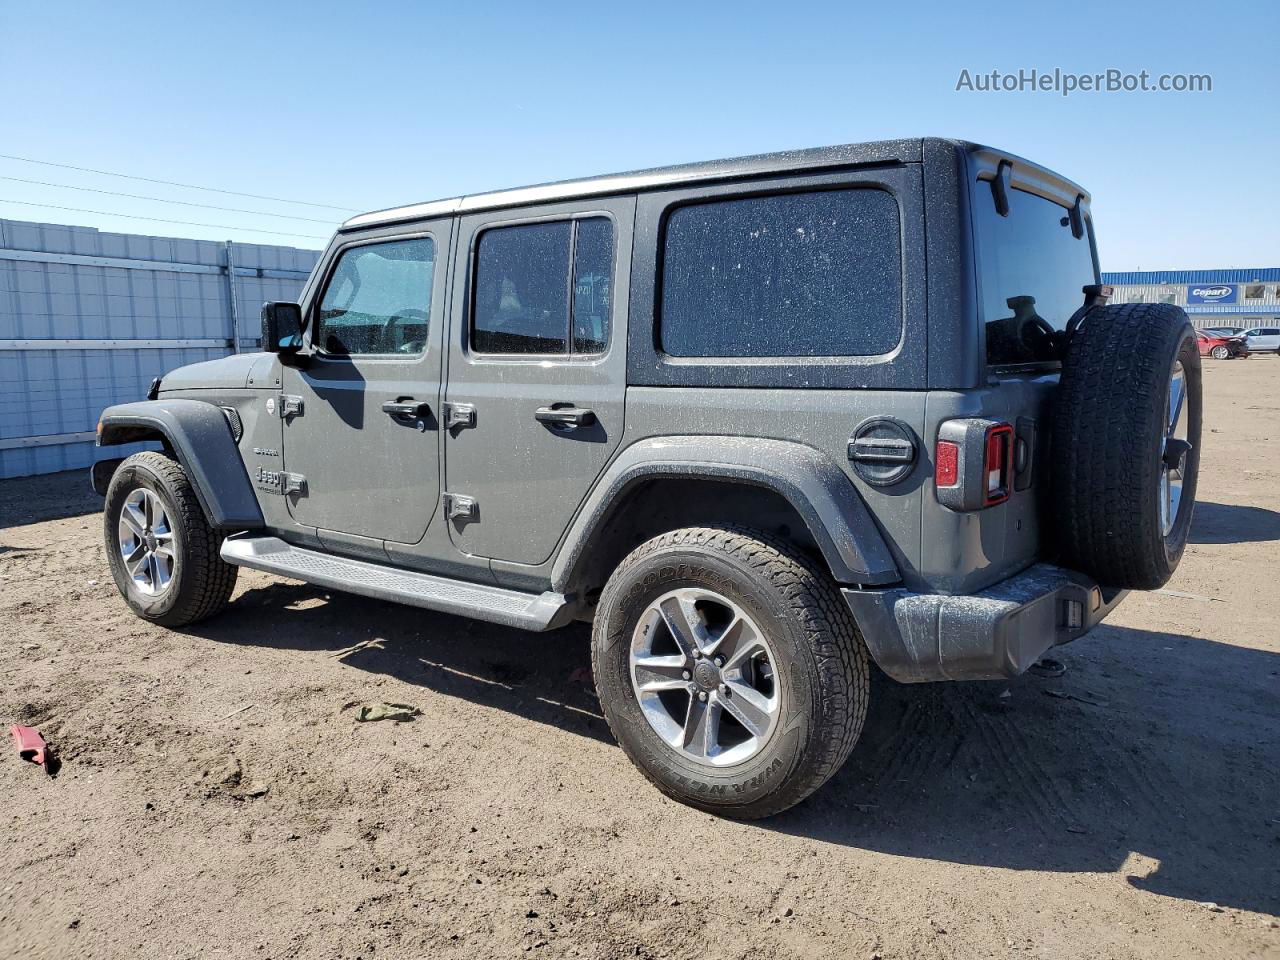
382,399,431,421
535,405,595,428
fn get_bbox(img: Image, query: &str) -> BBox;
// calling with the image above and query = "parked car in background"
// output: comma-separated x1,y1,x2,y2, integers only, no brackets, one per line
1196,331,1250,360
1199,325,1245,337
1240,326,1280,354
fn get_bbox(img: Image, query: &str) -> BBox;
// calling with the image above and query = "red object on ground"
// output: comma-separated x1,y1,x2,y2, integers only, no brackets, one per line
9,724,50,771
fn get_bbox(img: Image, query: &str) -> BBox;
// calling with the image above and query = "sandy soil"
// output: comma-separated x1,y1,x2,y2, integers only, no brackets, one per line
2,357,1278,960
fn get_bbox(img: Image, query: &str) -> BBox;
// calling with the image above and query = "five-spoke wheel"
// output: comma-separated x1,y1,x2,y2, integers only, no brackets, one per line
103,451,238,626
117,488,177,595
592,526,870,819
630,588,780,767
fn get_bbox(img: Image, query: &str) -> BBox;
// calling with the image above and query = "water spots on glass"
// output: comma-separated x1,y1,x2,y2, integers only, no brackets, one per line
660,189,902,358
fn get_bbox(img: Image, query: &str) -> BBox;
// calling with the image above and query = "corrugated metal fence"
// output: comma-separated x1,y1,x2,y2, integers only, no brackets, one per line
0,218,321,478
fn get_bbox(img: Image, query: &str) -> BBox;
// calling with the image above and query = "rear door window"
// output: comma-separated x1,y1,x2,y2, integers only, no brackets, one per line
472,217,615,356
658,189,902,357
572,218,614,354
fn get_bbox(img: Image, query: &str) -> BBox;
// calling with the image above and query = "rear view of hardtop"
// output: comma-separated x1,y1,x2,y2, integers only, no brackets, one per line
93,138,1202,817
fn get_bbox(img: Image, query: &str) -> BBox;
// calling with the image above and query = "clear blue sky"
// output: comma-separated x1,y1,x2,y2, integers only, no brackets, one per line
1,0,1275,269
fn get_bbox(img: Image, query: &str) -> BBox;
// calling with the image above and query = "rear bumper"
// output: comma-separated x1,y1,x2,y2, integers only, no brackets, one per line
842,563,1126,683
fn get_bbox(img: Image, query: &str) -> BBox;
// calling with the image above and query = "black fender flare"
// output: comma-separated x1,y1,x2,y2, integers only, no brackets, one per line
551,436,900,591
94,399,265,529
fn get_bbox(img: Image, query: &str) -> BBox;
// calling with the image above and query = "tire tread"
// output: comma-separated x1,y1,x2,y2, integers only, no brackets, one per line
592,524,869,819
1051,302,1200,589
106,451,237,626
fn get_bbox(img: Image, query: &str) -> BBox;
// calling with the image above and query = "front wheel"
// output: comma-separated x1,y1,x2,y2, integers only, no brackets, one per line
103,452,238,627
591,526,870,819
1210,345,1230,360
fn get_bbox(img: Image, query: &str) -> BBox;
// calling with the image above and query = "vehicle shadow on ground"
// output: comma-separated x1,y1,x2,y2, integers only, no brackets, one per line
190,580,612,744
1190,500,1280,544
195,581,1280,918
769,624,1280,917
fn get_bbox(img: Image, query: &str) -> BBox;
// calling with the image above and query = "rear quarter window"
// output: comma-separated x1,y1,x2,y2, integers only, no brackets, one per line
658,189,902,358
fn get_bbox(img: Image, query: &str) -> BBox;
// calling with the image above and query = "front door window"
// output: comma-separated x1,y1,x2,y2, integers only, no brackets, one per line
315,237,435,356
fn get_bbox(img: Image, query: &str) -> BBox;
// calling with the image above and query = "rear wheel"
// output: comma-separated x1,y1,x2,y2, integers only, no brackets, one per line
103,452,238,627
591,525,869,819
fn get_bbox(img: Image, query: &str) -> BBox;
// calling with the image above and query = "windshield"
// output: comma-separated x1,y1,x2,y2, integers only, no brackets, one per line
973,183,1097,366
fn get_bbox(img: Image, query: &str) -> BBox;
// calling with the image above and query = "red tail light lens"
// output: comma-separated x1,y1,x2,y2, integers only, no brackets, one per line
935,440,959,487
983,424,1014,505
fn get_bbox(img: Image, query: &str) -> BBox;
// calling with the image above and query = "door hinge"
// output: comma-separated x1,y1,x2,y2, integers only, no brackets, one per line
443,492,478,522
276,394,304,419
443,402,476,430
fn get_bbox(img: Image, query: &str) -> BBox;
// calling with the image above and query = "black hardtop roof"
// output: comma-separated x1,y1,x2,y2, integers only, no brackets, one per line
340,138,1088,231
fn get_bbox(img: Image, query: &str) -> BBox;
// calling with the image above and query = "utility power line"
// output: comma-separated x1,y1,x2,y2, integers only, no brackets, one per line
0,175,338,223
0,198,331,242
0,153,358,212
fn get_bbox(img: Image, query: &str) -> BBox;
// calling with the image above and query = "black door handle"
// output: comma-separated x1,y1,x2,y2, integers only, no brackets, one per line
535,405,596,428
382,399,431,421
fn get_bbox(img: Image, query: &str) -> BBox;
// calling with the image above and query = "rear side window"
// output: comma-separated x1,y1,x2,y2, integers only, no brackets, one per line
659,189,902,357
316,237,435,355
472,217,614,355
973,186,1096,366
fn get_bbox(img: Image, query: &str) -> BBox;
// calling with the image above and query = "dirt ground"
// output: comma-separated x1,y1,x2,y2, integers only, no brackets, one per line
2,358,1278,960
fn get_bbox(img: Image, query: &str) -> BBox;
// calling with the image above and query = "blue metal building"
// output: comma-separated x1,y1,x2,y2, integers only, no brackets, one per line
1100,267,1280,331
0,219,321,479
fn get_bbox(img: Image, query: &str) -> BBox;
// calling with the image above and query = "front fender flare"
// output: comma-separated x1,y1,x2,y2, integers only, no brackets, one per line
552,436,900,591
95,399,264,529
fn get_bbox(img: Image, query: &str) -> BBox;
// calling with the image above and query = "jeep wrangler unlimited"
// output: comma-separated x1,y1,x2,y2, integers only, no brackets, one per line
94,139,1201,818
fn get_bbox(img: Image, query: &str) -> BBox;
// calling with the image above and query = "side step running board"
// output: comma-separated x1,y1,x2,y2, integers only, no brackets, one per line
220,536,574,632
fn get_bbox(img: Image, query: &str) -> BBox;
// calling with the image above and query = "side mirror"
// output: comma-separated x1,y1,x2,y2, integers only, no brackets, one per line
261,302,304,359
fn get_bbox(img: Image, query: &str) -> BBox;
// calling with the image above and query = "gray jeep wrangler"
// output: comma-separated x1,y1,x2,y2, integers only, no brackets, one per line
94,139,1201,818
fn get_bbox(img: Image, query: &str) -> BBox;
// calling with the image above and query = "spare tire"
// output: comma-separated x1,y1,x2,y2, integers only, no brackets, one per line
1051,303,1201,589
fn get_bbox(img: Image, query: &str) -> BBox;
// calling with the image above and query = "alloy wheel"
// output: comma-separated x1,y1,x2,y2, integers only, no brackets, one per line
1160,359,1192,538
117,488,177,595
629,587,781,767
